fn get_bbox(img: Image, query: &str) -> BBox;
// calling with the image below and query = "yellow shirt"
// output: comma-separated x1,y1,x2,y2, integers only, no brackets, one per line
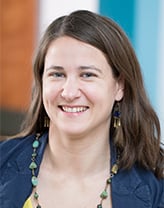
23,197,33,208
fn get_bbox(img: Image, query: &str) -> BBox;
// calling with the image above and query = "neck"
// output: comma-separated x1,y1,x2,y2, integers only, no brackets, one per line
44,127,111,177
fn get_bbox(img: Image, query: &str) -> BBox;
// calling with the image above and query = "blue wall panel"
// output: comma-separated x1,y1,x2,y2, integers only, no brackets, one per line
99,0,136,45
99,0,159,108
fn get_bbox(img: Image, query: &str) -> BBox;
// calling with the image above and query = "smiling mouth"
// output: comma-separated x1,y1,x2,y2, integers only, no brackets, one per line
59,106,89,113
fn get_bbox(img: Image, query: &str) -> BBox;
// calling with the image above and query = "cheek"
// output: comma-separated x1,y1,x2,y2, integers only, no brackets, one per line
103,84,118,107
83,84,109,106
82,84,102,101
42,82,59,103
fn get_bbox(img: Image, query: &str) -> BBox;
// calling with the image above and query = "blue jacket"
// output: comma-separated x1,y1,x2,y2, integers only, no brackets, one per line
0,132,164,208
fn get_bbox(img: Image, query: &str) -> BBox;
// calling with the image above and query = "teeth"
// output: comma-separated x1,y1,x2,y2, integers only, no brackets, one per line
62,106,87,113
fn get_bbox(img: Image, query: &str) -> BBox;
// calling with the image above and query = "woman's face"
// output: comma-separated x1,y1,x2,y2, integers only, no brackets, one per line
42,36,124,137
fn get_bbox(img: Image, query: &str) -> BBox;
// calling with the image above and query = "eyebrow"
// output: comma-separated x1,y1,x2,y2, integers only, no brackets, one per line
45,65,102,73
45,66,64,71
78,65,102,73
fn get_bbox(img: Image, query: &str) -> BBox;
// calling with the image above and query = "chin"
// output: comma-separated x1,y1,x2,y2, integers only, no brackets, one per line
61,126,88,137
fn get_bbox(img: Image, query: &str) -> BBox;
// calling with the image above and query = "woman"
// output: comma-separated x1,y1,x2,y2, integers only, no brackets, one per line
0,10,163,208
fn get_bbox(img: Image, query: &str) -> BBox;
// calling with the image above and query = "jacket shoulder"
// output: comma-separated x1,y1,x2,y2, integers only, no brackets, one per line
0,135,35,169
135,165,164,207
0,132,48,208
112,164,164,208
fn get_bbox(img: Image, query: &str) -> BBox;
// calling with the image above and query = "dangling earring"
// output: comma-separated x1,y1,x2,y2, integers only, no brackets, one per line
113,102,121,128
44,116,50,128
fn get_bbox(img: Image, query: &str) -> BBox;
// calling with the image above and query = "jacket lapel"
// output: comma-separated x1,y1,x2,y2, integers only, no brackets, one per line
111,166,151,208
1,133,48,208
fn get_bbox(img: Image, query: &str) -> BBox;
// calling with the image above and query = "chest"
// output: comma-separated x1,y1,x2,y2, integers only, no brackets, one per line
29,174,113,208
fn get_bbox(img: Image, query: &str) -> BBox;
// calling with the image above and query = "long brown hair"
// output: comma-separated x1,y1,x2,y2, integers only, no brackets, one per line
20,10,164,178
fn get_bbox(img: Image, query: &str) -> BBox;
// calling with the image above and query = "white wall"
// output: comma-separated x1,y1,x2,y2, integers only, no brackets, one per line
38,0,98,38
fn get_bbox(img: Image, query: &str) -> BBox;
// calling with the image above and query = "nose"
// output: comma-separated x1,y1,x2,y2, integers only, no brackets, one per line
61,77,81,101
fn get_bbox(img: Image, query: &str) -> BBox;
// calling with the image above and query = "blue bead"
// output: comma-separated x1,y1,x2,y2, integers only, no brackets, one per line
114,111,120,117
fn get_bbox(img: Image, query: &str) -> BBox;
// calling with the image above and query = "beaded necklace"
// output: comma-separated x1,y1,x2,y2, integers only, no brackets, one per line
29,133,119,208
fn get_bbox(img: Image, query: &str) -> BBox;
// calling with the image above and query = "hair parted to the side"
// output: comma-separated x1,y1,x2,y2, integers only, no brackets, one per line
20,10,163,178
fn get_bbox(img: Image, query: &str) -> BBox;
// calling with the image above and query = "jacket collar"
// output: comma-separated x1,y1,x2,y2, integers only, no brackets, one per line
16,132,48,174
110,137,151,207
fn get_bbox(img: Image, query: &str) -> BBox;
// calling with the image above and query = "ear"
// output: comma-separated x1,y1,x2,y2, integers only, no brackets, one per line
115,78,124,101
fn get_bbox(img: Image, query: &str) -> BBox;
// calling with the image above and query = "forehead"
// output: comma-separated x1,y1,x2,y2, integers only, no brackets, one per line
45,36,109,66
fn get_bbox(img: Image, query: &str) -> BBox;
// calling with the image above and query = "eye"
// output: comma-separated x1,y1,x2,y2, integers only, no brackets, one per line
49,72,65,78
81,72,97,78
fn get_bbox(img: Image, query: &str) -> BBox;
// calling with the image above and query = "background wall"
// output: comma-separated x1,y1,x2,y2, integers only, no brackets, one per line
0,0,163,140
0,0,37,136
99,0,164,140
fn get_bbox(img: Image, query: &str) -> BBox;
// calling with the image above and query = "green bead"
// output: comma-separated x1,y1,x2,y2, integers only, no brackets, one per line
31,176,38,186
97,204,102,208
32,152,37,157
107,178,111,184
100,190,108,199
33,140,39,148
29,161,37,169
34,192,39,199
36,205,41,208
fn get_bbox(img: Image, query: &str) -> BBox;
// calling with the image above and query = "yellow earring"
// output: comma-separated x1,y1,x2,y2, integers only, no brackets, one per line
44,116,50,128
113,103,121,128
